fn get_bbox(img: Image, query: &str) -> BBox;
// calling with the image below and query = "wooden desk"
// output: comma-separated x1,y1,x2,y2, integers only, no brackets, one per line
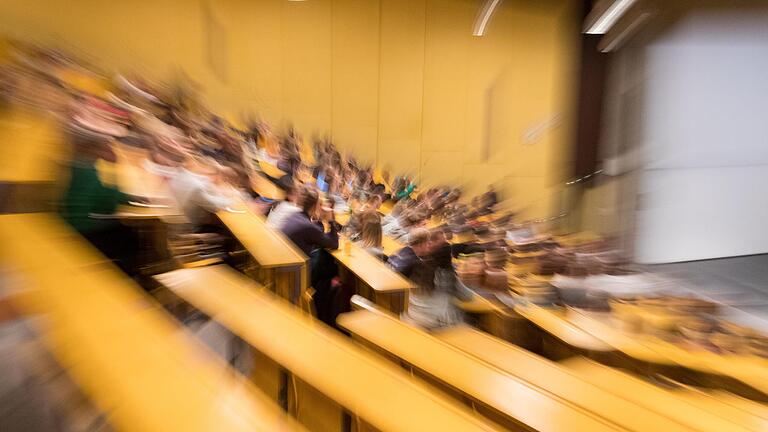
382,235,403,256
0,213,305,432
563,357,766,431
437,326,746,432
334,211,350,226
514,303,616,353
564,308,768,396
259,160,287,179
251,172,285,200
217,204,308,303
154,266,501,432
331,241,415,314
337,310,631,432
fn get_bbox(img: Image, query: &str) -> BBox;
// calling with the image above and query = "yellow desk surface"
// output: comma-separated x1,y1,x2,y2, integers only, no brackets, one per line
562,357,767,431
382,235,404,257
565,309,768,394
217,204,307,268
514,303,616,352
454,295,507,314
672,389,768,425
331,242,415,293
437,325,747,432
0,213,305,432
334,211,350,226
337,310,628,432
251,171,286,200
259,159,287,179
154,265,501,432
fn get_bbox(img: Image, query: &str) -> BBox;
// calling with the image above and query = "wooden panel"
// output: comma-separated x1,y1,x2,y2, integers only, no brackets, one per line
563,357,766,431
437,326,748,432
290,378,345,432
331,0,380,164
331,241,414,293
337,310,631,432
377,0,425,176
420,0,471,153
0,213,305,432
282,0,333,134
155,265,501,432
217,204,307,268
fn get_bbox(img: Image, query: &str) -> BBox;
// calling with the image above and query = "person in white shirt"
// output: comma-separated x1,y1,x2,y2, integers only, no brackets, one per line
169,159,233,229
266,179,301,230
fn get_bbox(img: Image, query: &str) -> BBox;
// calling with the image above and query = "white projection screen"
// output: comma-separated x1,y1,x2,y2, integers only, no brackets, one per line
634,8,768,263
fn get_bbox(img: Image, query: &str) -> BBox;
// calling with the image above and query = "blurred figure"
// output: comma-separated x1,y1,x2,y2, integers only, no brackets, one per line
266,178,300,230
168,157,232,233
280,185,340,326
357,211,385,261
395,228,462,330
59,127,140,275
388,228,430,278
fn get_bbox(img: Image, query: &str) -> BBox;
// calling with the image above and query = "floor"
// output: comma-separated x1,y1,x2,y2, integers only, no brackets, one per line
648,253,768,331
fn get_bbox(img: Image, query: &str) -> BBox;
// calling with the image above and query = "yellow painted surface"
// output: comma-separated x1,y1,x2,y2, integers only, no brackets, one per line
437,326,749,432
562,357,767,431
332,240,414,293
0,0,578,219
154,265,502,432
217,202,307,268
566,309,768,396
0,213,306,432
337,310,625,432
514,303,615,352
381,234,403,256
0,107,68,182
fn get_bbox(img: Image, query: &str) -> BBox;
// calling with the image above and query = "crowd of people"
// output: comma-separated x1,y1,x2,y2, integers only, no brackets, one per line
1,41,510,330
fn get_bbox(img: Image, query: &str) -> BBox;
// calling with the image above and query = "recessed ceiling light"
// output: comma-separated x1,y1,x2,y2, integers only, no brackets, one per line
472,0,502,37
584,0,638,35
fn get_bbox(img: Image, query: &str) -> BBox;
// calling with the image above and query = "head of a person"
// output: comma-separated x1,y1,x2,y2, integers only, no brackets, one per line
367,193,383,210
296,184,319,215
428,229,447,252
408,228,431,257
360,211,383,249
70,126,115,162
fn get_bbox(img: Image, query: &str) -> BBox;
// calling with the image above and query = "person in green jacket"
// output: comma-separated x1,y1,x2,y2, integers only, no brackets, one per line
59,128,139,275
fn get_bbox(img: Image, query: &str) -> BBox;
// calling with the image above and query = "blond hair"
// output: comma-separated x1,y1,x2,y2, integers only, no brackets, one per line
359,211,382,249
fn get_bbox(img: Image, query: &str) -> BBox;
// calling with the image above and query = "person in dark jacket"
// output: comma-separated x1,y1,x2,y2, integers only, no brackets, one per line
280,185,340,326
388,228,431,278
280,186,339,256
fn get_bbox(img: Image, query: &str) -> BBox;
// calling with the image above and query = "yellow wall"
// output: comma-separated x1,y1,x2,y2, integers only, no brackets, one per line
1,0,579,219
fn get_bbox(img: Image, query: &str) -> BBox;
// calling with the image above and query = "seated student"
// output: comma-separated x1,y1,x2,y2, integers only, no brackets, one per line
399,229,463,330
359,193,383,214
482,184,498,210
280,185,340,326
59,127,140,275
428,228,453,270
266,178,300,230
169,157,233,232
281,185,340,255
387,228,430,278
356,211,386,261
382,205,422,244
394,178,416,201
448,224,484,258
